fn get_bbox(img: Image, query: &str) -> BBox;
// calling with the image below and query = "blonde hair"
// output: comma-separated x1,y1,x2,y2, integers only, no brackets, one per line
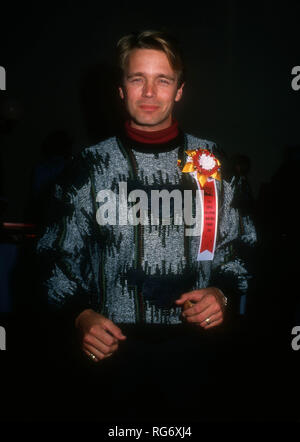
116,30,185,87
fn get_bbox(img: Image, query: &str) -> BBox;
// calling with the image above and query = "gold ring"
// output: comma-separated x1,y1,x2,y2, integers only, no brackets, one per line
89,352,96,361
205,317,211,324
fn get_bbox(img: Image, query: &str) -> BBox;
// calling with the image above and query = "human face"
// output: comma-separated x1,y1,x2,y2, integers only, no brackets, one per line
119,48,184,131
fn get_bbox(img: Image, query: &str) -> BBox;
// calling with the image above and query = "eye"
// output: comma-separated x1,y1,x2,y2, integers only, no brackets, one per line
129,77,142,83
158,78,171,85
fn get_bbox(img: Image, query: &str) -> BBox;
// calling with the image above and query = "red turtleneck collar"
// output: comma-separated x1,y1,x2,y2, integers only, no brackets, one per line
125,120,179,144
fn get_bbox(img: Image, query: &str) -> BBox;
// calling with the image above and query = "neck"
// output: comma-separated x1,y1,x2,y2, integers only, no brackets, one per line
125,120,179,145
130,116,173,132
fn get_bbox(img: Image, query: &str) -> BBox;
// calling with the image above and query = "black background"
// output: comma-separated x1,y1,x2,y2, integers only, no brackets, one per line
0,0,300,428
0,1,300,218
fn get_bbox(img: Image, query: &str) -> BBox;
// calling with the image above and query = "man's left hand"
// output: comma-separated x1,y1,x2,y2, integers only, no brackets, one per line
175,287,226,329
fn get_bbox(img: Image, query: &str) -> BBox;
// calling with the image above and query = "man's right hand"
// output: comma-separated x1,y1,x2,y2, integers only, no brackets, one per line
75,309,126,363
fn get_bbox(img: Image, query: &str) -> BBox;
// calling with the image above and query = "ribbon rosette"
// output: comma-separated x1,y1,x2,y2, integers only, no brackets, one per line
180,149,221,188
178,148,221,261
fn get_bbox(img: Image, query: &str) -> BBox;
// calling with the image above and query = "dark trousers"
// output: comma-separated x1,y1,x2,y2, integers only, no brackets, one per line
5,317,296,422
50,324,235,422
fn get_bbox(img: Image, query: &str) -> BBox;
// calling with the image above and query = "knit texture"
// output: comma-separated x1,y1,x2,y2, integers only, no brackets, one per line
37,133,257,324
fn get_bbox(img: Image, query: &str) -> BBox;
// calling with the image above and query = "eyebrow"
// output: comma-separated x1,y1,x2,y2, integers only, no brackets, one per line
126,72,176,82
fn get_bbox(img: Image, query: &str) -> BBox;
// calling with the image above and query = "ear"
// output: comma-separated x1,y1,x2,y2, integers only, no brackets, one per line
119,86,125,100
175,82,184,102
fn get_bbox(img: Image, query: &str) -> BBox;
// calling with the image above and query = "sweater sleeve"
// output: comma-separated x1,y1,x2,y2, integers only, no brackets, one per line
209,148,257,315
36,153,101,319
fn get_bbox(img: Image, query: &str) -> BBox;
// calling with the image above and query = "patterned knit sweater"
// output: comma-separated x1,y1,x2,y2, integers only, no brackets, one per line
36,131,257,324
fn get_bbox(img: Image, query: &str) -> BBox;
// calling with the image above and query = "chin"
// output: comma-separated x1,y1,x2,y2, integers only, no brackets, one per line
133,114,169,128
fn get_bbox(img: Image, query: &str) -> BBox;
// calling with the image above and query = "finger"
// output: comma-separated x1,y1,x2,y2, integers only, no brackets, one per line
183,305,210,323
102,318,127,341
183,300,195,310
184,304,221,324
84,334,118,355
83,348,99,363
88,324,118,346
84,342,113,362
200,311,223,328
183,300,210,317
183,295,221,318
175,289,207,305
203,315,224,329
183,291,223,317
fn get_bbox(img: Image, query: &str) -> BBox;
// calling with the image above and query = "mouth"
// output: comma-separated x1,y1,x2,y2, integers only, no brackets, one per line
139,105,160,112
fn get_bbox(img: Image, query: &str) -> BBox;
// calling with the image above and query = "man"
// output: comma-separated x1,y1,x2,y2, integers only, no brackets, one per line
37,30,256,419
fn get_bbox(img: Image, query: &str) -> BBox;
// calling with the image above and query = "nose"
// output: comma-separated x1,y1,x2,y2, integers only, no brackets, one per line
142,80,156,98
